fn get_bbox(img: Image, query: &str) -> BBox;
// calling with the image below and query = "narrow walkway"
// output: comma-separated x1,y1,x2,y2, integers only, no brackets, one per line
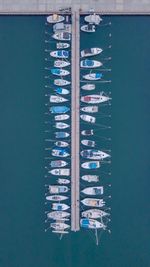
71,9,80,232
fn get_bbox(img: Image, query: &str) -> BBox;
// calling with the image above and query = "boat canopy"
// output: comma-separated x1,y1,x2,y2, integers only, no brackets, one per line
83,60,94,67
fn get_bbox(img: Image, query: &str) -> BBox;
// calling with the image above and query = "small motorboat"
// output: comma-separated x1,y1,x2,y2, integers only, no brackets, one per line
81,106,98,113
57,178,70,184
55,141,69,147
81,186,104,195
81,149,110,160
51,222,70,230
46,195,68,201
81,24,95,32
48,185,69,194
52,148,69,157
81,84,95,90
54,114,70,121
56,42,70,49
84,13,102,25
81,175,99,183
55,122,70,129
54,79,71,86
49,168,70,176
52,32,71,41
80,114,96,123
50,106,70,113
47,211,70,220
81,93,111,104
54,60,70,68
81,139,95,147
81,161,100,169
82,209,109,219
51,68,70,76
55,132,70,138
50,160,68,167
80,218,106,229
81,198,105,207
55,88,69,95
80,59,102,68
81,47,103,58
81,129,94,136
50,50,69,59
50,95,68,103
83,72,102,80
53,23,71,33
47,14,65,24
52,203,70,211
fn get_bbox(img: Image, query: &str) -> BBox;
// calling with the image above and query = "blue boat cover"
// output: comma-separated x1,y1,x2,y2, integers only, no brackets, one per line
55,87,63,94
89,163,97,169
95,73,102,78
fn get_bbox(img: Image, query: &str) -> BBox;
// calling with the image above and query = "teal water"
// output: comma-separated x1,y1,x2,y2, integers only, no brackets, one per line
0,15,150,267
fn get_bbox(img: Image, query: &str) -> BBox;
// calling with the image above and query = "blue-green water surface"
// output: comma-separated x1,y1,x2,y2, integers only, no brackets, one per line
0,15,150,267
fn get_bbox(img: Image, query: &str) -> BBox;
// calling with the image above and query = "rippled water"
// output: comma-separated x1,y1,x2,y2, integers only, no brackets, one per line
0,15,150,267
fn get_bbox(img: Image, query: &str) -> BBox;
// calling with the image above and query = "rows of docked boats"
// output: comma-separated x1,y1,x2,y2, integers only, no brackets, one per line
45,14,72,234
80,14,111,231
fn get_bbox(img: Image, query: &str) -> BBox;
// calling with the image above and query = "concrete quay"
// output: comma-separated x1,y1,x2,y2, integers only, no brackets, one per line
0,0,150,14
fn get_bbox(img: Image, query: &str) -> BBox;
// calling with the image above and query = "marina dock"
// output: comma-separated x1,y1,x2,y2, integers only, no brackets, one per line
71,9,80,232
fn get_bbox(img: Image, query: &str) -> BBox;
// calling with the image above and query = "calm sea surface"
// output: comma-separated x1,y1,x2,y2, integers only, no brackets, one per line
0,15,150,267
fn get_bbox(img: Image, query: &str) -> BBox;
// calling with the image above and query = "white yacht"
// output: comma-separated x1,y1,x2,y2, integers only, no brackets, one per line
81,24,95,32
52,32,71,41
80,114,96,123
80,218,106,229
55,122,70,129
81,139,95,147
55,141,69,147
57,178,70,184
81,47,102,58
81,93,111,104
50,50,69,59
54,114,70,121
47,14,65,24
83,72,102,80
81,59,102,68
47,211,70,220
81,186,104,195
56,42,70,49
81,161,100,169
50,222,70,230
81,175,99,182
81,149,110,160
50,160,68,167
84,14,102,25
52,149,69,158
81,198,105,207
46,195,68,201
52,203,70,211
53,23,71,33
81,106,98,113
81,84,95,90
50,95,68,103
82,209,109,219
49,168,70,176
54,79,71,86
54,60,70,68
48,185,69,194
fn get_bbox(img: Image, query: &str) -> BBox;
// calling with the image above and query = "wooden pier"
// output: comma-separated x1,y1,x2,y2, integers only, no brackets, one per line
71,9,80,232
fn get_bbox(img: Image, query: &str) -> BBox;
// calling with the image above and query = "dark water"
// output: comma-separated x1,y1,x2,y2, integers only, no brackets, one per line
0,15,150,267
